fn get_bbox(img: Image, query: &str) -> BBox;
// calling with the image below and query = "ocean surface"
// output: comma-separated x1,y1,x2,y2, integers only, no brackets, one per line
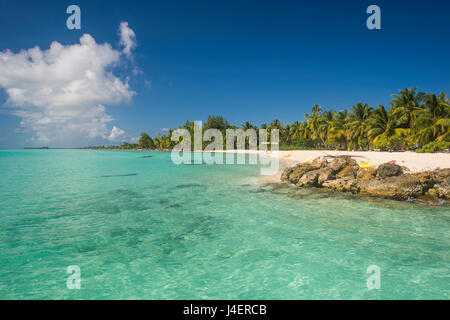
0,149,448,299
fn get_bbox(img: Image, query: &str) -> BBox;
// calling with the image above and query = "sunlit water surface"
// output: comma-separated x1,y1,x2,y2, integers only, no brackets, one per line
0,150,448,299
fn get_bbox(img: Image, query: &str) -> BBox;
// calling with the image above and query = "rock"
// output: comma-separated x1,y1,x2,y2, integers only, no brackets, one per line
296,169,321,187
280,166,295,182
322,177,358,193
414,171,436,189
417,194,441,206
317,168,334,185
377,163,403,178
434,168,450,184
336,165,358,179
359,174,424,200
310,157,328,169
435,185,449,199
278,159,449,205
289,164,312,184
356,168,377,181
434,177,450,199
417,188,442,205
432,169,450,199
328,156,358,173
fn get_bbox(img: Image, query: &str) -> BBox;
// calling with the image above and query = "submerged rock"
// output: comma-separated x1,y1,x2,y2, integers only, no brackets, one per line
417,189,442,205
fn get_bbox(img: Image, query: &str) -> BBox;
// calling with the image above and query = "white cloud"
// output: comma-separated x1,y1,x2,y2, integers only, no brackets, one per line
0,23,137,146
108,125,125,141
119,21,136,58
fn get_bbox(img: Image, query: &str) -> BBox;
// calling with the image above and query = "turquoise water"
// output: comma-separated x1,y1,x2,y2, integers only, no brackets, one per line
0,150,448,299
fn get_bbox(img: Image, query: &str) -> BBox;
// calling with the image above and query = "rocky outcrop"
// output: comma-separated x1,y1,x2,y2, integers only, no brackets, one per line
358,174,424,200
317,167,334,185
328,156,357,173
280,156,449,205
336,165,358,179
377,163,403,178
435,177,450,200
296,170,321,187
322,177,358,193
310,157,328,169
288,164,312,184
356,168,377,181
417,189,442,205
280,166,296,182
432,168,450,200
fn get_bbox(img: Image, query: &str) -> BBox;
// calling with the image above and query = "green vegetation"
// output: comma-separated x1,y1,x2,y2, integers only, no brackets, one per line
417,141,450,153
137,133,154,149
88,88,449,153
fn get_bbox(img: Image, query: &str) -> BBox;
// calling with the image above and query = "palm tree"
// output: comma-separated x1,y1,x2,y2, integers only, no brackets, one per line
326,111,347,149
390,87,425,127
138,132,155,149
366,105,396,145
305,104,325,147
269,119,282,129
241,121,257,130
164,88,447,152
346,103,373,149
411,93,450,145
288,121,303,140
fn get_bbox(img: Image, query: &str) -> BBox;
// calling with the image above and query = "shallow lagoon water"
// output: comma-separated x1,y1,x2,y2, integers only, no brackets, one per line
0,150,448,299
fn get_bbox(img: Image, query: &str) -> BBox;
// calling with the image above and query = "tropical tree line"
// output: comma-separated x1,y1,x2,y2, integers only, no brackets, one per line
90,88,449,152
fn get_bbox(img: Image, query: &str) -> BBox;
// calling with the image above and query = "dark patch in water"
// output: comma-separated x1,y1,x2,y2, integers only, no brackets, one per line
96,204,121,215
101,173,137,178
174,184,206,189
109,227,128,238
109,226,150,238
167,203,182,209
249,188,268,193
110,189,142,198
76,243,97,253
127,238,143,247
140,156,153,158
216,251,235,260
124,201,148,212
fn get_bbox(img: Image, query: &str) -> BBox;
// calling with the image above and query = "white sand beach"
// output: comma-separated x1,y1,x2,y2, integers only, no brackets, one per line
214,150,450,183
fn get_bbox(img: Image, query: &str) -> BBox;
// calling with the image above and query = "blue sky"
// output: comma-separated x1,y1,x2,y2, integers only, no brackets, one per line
0,0,449,148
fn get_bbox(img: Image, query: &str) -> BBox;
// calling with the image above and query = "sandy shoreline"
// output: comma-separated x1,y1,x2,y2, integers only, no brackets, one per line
211,150,450,183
